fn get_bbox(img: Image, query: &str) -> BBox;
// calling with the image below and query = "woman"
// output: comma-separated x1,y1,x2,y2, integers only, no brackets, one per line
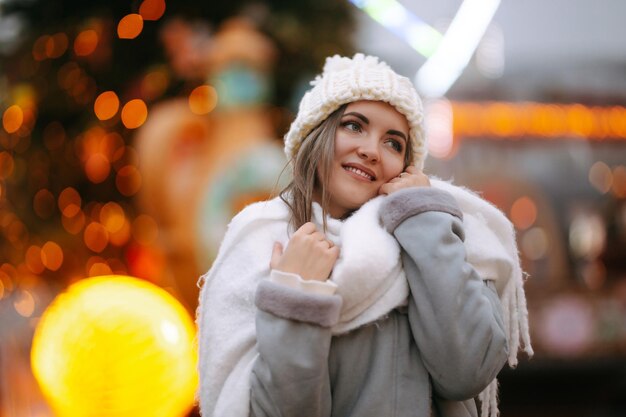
197,54,532,417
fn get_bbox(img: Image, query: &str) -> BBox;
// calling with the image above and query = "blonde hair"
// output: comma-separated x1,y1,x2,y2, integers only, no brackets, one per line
280,102,413,231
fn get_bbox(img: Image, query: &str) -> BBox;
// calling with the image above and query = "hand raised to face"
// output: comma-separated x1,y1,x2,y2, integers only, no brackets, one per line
270,222,340,281
378,165,431,196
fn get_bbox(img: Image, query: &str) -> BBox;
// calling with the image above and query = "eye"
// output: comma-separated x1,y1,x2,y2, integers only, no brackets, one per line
385,138,404,153
341,120,362,133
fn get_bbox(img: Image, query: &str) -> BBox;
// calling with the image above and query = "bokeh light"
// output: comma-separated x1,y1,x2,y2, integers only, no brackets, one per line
14,289,35,318
109,219,131,247
85,153,111,183
611,165,626,198
116,165,142,196
46,33,69,59
588,161,612,194
569,211,606,260
100,202,126,234
31,276,198,417
118,14,144,40
94,91,120,121
62,210,86,235
74,29,99,56
188,85,218,115
84,222,109,253
510,196,537,230
25,245,45,274
58,187,82,217
139,0,166,21
34,188,56,218
121,99,148,129
3,105,24,133
521,227,549,260
32,35,49,61
41,241,64,271
88,261,113,277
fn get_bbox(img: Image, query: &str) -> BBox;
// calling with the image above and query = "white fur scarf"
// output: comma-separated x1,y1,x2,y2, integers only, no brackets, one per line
196,180,533,417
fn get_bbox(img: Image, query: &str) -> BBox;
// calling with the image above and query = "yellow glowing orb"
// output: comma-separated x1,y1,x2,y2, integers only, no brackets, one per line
31,275,197,417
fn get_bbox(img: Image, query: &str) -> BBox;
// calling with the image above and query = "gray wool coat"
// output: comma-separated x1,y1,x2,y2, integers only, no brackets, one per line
250,187,509,417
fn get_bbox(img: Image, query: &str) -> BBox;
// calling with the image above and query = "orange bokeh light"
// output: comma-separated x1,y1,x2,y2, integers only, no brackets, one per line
85,153,111,183
612,166,626,198
121,99,148,129
25,246,45,274
33,35,49,61
117,14,144,39
100,202,126,233
116,165,142,196
3,105,24,134
109,219,131,247
84,222,109,253
74,29,99,57
62,210,86,235
59,187,82,217
510,196,537,230
46,33,69,59
589,161,612,194
139,0,166,21
94,91,120,121
188,85,218,115
14,290,35,317
88,261,113,277
34,189,56,219
41,241,64,271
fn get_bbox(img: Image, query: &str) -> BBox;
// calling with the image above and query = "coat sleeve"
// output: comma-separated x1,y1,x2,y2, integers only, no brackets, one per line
249,280,342,417
380,187,508,400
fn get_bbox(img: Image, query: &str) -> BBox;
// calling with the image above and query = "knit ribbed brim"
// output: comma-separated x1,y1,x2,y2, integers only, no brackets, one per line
284,54,427,169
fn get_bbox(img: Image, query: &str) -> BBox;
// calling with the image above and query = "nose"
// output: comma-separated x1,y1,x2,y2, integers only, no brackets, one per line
356,137,379,162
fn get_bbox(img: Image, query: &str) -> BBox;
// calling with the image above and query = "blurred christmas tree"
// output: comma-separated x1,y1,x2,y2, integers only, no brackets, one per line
0,0,354,300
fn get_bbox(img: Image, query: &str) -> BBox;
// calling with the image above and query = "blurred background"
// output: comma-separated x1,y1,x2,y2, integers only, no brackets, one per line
0,0,625,416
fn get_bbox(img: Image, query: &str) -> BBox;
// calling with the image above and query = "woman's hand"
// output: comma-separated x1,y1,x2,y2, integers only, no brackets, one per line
379,165,430,195
270,222,339,281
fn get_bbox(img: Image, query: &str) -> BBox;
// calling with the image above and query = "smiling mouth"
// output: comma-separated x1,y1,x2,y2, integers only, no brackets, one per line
343,165,376,181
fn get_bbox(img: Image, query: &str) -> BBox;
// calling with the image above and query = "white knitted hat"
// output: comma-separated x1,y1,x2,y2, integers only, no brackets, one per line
284,53,427,169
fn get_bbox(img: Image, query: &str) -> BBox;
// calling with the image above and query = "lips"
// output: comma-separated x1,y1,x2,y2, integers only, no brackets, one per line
342,163,376,181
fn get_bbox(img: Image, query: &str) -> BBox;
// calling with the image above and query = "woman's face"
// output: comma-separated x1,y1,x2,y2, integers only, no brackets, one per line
319,100,409,218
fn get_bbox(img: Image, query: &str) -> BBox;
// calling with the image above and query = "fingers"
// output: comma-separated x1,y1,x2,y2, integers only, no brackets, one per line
296,222,317,235
270,242,283,270
379,168,431,196
295,222,332,245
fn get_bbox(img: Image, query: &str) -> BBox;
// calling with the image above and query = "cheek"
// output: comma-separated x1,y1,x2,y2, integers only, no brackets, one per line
382,155,405,181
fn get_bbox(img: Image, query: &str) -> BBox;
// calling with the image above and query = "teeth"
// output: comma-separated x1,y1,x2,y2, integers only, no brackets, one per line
345,166,373,180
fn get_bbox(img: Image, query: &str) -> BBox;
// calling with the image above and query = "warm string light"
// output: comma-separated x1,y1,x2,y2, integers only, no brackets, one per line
118,14,144,40
139,0,166,21
451,101,626,140
121,99,148,129
74,29,99,57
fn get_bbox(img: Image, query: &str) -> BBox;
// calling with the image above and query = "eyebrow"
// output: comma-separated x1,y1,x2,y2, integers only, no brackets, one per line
343,111,408,142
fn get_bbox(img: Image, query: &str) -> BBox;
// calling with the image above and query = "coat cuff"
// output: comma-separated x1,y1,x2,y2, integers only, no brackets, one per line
380,187,463,233
255,280,342,327
270,269,338,296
